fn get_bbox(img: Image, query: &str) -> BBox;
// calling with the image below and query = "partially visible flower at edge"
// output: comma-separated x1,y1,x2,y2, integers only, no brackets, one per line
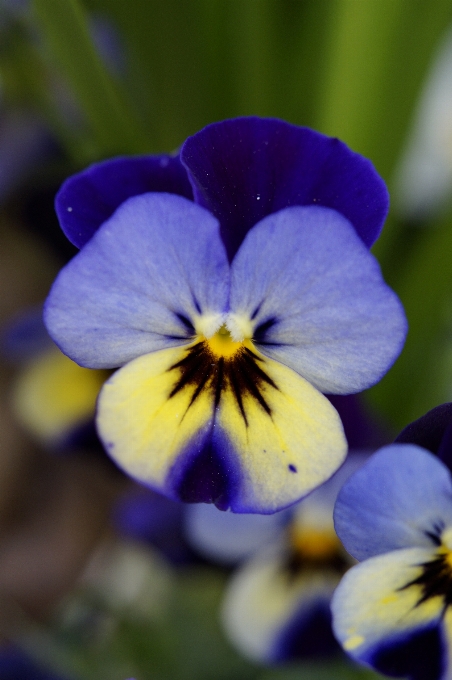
44,117,407,514
332,442,452,680
3,307,108,449
395,401,452,471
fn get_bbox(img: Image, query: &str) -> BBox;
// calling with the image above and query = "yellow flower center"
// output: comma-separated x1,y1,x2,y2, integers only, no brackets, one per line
438,544,452,570
205,325,243,359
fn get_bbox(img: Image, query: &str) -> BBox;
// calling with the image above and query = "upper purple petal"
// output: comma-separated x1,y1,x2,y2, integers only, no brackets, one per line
55,155,193,248
181,117,389,260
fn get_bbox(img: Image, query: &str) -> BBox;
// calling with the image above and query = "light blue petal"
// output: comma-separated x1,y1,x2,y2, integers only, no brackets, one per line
229,206,407,394
184,503,289,564
45,193,230,368
334,444,452,561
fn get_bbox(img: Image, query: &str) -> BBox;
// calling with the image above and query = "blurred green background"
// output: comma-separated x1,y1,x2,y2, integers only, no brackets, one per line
1,1,452,678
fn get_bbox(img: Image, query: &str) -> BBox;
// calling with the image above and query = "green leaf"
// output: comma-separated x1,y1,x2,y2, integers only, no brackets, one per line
316,0,452,181
31,0,151,158
368,211,452,428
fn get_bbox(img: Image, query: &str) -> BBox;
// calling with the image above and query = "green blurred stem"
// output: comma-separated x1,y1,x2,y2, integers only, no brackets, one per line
368,212,452,428
32,0,150,158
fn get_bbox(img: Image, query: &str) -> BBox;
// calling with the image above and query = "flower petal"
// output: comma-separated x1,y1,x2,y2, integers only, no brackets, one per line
396,402,452,474
184,503,288,564
55,155,193,248
12,348,106,447
97,345,347,513
395,402,452,454
96,345,218,499
331,548,447,680
334,445,452,561
181,117,388,260
229,206,407,394
222,547,339,663
211,352,347,513
45,193,229,368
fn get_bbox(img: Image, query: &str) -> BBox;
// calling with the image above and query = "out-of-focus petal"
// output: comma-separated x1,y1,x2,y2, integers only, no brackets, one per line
334,445,452,561
292,451,369,527
395,26,452,221
222,547,339,663
113,487,191,564
45,193,229,368
181,117,388,259
395,402,452,454
0,643,70,680
2,306,51,361
184,503,289,564
229,206,407,394
396,402,452,473
11,347,106,447
331,548,447,680
97,345,346,513
55,155,193,248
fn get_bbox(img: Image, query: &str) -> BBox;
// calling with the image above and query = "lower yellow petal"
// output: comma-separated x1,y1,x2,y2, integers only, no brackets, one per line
332,548,445,662
97,345,215,495
215,354,347,512
97,343,347,512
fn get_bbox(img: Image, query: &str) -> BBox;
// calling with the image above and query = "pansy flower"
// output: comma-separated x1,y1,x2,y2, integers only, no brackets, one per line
332,443,452,680
217,454,366,664
44,117,407,513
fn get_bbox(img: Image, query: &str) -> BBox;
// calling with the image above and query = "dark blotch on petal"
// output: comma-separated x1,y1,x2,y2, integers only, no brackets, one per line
169,430,241,510
181,117,388,260
56,155,193,248
168,342,276,427
254,317,278,343
272,603,340,662
369,625,445,680
400,552,452,607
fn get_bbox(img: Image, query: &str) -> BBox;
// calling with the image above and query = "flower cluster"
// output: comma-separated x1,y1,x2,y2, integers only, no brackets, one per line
44,117,406,515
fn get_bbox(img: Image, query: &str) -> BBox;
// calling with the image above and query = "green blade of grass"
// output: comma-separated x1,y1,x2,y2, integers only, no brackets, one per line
32,0,151,158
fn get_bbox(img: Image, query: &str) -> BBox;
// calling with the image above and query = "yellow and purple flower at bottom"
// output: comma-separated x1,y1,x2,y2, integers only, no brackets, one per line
183,453,367,664
44,117,407,514
332,404,452,680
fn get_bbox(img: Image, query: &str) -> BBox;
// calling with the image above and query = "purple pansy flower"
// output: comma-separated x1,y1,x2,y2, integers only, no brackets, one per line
44,117,406,514
332,443,452,680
